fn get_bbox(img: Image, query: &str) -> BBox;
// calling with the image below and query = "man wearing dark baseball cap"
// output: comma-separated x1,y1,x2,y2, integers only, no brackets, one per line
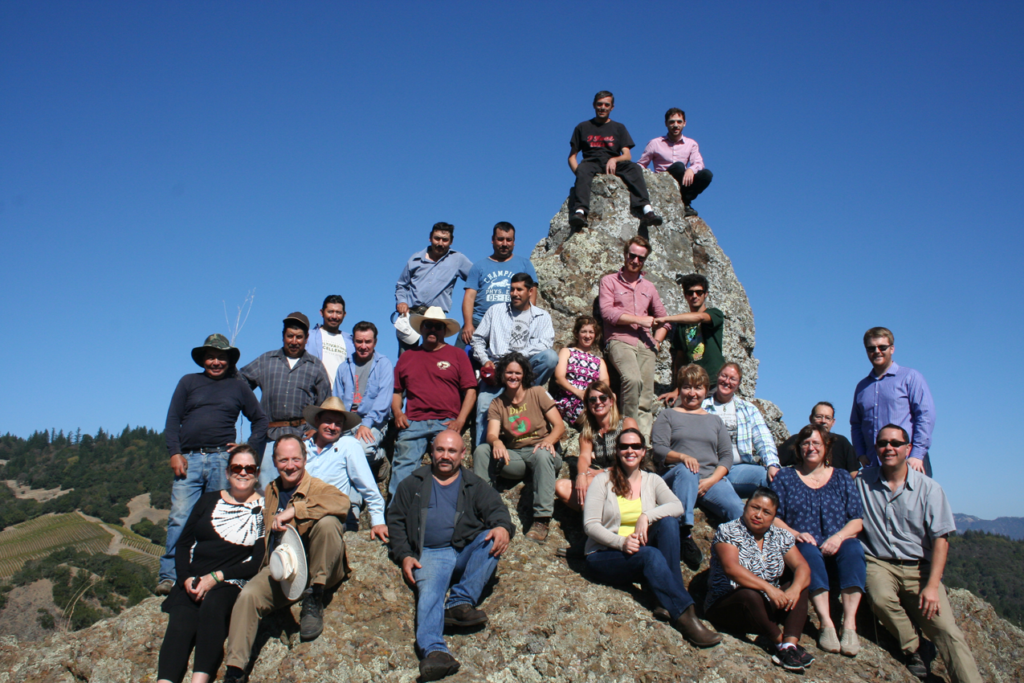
240,312,333,478
157,334,269,595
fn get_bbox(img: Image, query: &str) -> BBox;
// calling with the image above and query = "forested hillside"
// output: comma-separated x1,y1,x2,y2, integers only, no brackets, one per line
946,530,1024,628
0,428,171,530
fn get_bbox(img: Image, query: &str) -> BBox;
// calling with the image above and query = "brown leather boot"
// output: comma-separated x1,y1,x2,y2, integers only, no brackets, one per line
672,605,722,648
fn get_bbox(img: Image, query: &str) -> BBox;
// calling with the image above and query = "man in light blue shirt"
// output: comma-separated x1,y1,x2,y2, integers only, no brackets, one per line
334,321,393,478
260,397,388,541
459,222,538,345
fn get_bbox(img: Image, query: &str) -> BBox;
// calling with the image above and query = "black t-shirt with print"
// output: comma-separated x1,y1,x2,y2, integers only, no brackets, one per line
570,119,635,164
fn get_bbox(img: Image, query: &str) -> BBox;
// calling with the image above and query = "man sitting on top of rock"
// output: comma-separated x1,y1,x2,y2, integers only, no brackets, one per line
637,108,713,217
470,272,557,446
567,90,663,231
388,430,514,682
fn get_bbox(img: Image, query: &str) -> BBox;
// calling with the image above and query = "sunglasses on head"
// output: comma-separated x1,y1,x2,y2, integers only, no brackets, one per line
619,442,645,451
229,464,259,475
866,344,891,353
875,439,908,449
586,394,610,405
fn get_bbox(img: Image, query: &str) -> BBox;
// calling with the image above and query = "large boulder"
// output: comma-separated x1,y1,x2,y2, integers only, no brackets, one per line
531,169,789,443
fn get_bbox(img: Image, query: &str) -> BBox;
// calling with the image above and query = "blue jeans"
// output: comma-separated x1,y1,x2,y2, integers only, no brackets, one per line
413,532,500,656
661,464,746,526
473,349,559,446
798,538,866,594
160,451,230,582
726,462,768,497
585,517,695,620
391,419,448,497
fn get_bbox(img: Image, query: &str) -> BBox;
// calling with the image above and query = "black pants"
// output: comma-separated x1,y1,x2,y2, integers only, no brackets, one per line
666,164,713,204
706,587,809,643
569,159,650,215
157,584,240,683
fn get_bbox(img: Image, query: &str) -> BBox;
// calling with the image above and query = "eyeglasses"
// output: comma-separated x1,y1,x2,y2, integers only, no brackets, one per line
586,394,610,405
685,289,706,297
229,464,259,475
865,344,891,353
626,252,647,262
875,439,908,449
619,443,645,451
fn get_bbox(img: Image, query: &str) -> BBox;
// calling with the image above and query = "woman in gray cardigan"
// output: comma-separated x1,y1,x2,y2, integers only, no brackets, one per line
583,428,721,648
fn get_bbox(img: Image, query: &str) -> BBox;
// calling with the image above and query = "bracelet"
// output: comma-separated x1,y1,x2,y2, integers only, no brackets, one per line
210,572,222,583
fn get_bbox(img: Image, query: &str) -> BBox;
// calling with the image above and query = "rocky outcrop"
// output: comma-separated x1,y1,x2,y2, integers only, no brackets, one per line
2,492,1022,683
532,169,788,443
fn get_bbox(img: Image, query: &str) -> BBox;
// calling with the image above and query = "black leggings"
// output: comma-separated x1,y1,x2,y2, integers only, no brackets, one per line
706,587,809,643
157,584,240,682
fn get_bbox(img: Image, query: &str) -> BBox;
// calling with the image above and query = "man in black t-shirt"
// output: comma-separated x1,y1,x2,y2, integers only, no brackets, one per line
778,402,861,475
567,91,663,231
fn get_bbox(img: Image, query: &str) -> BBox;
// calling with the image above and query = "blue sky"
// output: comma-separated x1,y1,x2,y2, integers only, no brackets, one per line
2,2,1022,518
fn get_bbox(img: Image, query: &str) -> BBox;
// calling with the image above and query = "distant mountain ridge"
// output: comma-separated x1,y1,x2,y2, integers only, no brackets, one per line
955,514,1024,540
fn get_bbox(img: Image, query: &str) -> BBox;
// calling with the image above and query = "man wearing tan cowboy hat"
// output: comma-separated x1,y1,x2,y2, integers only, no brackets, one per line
239,312,332,478
260,396,388,541
391,307,477,497
223,435,350,683
158,333,268,595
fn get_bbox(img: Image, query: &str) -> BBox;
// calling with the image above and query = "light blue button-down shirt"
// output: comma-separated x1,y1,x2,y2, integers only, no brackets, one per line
395,247,473,312
850,362,935,466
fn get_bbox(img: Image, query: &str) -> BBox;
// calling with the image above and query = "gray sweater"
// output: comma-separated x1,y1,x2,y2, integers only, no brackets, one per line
651,410,733,478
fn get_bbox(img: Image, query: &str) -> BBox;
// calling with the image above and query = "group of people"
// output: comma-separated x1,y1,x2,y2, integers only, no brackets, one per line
152,92,977,683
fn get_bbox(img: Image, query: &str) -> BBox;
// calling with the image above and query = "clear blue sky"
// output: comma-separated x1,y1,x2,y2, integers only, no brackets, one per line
2,2,1022,518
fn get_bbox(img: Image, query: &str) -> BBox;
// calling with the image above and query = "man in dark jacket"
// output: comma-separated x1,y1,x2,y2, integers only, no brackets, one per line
388,430,514,682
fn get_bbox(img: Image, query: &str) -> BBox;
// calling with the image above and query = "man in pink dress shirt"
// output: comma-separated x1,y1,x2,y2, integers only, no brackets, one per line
598,235,671,438
637,108,713,217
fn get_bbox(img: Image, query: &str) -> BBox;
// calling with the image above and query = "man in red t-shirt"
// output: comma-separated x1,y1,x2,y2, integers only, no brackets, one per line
391,308,477,496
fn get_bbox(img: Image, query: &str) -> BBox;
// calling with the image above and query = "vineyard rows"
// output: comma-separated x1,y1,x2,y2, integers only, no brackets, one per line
0,513,113,579
118,548,159,572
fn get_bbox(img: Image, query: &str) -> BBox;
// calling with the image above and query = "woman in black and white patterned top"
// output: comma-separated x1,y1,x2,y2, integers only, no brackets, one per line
157,446,266,683
705,487,814,673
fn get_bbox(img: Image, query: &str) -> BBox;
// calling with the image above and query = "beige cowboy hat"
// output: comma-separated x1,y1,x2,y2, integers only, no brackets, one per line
302,396,362,432
268,525,309,601
409,306,461,338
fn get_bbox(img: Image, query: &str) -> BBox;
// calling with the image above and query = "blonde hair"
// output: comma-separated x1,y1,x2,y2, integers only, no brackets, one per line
675,364,710,390
579,380,621,443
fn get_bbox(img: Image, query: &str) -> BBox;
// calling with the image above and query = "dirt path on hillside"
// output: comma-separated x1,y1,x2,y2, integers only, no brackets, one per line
75,511,127,557
4,480,71,503
120,493,168,528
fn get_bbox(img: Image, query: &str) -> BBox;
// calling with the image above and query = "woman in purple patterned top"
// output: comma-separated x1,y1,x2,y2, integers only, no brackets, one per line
553,316,609,426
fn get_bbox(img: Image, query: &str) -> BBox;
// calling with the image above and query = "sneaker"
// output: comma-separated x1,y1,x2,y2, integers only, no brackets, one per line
794,643,815,667
568,212,587,229
419,650,461,681
639,211,664,227
223,666,248,683
299,590,324,641
683,203,698,217
526,520,549,543
680,535,703,570
840,629,860,657
904,650,929,679
444,603,488,628
772,644,804,672
818,625,840,653
154,579,174,596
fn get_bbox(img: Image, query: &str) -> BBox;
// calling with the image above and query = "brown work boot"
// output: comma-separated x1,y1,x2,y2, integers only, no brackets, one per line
525,520,550,543
672,605,722,648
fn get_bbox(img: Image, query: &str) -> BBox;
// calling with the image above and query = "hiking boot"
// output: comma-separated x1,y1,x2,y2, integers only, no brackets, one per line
772,644,804,672
444,603,488,627
568,212,587,229
904,650,929,679
818,625,840,653
639,211,664,227
680,534,703,570
299,590,325,641
672,605,722,648
683,203,698,217
223,666,248,683
652,606,670,621
419,650,461,681
154,579,174,596
794,643,815,667
526,520,549,543
840,629,860,657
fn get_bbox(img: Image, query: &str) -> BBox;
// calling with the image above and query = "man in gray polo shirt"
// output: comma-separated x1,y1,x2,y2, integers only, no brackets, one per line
857,424,981,683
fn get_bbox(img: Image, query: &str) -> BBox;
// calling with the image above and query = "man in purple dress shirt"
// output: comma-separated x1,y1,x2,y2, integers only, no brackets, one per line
637,108,713,218
850,327,935,476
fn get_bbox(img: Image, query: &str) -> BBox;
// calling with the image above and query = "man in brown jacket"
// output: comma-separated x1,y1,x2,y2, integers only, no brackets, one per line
223,435,349,683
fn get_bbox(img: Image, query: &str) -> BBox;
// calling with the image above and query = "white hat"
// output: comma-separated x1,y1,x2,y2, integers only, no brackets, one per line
409,306,461,338
392,311,421,346
268,525,309,601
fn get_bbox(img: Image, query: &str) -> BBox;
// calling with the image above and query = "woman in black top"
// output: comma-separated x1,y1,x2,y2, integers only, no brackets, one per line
157,446,265,683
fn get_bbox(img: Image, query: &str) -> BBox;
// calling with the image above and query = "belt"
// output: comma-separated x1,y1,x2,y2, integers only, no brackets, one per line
268,418,305,428
881,557,927,566
181,448,228,455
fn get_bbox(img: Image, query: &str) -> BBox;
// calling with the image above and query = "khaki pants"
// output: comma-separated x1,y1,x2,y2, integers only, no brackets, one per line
865,555,981,683
225,516,348,670
607,339,656,438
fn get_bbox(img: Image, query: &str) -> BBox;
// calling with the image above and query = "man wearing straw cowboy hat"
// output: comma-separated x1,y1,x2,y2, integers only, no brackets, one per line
391,307,477,496
259,396,389,541
223,435,350,683
158,333,268,596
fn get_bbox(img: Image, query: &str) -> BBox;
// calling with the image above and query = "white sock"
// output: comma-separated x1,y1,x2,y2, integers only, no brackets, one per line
643,205,653,214
575,209,584,215
777,643,796,651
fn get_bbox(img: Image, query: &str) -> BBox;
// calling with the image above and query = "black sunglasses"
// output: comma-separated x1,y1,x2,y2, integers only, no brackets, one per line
229,464,259,475
866,344,891,353
586,394,610,405
875,439,908,449
619,442,645,451
685,289,706,297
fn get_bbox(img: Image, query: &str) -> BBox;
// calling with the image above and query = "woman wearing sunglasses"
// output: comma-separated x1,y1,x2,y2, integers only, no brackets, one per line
583,428,721,648
157,446,266,683
555,380,637,511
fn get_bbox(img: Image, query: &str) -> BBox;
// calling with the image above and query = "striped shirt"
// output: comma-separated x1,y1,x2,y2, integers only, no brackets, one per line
706,520,795,610
471,303,555,365
239,349,332,440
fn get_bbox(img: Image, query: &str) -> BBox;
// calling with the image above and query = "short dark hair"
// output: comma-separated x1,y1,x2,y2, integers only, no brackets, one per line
748,486,779,511
679,274,708,293
321,295,345,310
510,272,535,288
594,90,614,105
431,222,454,237
665,107,686,123
810,401,835,419
877,423,910,443
352,321,378,340
496,352,534,389
492,221,515,237
227,445,258,469
273,434,307,460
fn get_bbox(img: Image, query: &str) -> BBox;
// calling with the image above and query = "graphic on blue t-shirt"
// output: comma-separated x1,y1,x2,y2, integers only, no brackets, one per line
468,256,537,322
